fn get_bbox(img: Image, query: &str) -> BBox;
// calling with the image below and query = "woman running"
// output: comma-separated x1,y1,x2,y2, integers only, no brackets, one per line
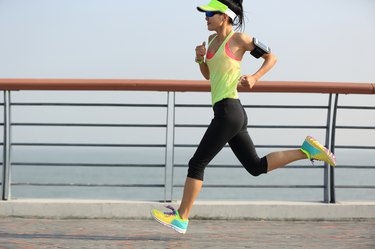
151,0,336,234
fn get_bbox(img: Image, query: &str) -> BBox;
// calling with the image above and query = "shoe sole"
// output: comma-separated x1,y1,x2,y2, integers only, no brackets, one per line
151,211,187,234
306,136,336,166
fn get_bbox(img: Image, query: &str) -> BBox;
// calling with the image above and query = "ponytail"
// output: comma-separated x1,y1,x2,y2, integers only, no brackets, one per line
220,0,245,31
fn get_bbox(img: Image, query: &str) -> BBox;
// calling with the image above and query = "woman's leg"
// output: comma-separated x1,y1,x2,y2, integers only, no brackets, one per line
266,149,306,172
178,100,244,219
230,129,308,174
177,118,238,219
229,106,307,175
178,177,203,220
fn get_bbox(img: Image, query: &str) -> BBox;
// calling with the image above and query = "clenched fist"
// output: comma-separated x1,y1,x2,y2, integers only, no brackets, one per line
239,75,258,89
195,41,206,61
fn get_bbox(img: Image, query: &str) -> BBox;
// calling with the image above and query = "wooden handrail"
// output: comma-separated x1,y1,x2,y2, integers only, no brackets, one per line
0,79,373,94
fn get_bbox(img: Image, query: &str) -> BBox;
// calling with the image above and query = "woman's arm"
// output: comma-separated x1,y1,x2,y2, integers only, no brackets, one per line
240,53,277,88
236,33,277,88
195,41,210,80
195,34,216,80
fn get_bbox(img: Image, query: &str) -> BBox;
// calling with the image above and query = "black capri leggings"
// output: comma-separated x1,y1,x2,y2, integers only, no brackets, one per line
187,98,268,181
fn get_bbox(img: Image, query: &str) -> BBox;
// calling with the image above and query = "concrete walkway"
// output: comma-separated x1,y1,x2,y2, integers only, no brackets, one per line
1,200,374,248
0,218,374,249
1,200,375,220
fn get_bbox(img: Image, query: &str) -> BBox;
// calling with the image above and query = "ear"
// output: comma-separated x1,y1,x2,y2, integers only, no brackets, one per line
222,14,230,22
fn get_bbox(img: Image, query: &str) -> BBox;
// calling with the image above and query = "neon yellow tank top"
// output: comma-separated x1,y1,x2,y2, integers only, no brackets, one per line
206,31,241,105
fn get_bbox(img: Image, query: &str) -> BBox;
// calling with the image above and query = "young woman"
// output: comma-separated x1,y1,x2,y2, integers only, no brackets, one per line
151,0,336,234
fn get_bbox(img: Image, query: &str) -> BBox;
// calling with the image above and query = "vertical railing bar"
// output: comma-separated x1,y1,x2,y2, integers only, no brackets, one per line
1,91,4,200
330,94,339,203
323,94,332,203
171,92,176,201
170,92,176,202
2,90,11,200
164,92,170,202
164,91,175,202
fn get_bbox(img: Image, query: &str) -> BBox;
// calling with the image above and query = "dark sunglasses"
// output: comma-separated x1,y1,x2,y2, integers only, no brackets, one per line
205,11,221,17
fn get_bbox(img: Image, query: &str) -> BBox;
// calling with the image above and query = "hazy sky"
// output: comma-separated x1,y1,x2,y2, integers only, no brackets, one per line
0,0,374,83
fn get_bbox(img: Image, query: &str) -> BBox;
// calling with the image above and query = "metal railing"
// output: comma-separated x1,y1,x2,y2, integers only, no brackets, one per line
330,94,375,202
0,79,374,203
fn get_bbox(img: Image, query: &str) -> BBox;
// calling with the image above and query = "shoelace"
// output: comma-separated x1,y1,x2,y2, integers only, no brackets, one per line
163,205,177,216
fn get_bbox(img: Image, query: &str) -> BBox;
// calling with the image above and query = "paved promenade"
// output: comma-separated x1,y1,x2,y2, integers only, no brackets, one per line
0,217,374,249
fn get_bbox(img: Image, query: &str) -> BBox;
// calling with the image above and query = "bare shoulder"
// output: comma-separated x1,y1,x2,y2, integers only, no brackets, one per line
233,32,253,42
233,32,254,51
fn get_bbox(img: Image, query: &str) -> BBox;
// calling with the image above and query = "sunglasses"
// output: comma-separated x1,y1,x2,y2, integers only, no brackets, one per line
205,11,221,17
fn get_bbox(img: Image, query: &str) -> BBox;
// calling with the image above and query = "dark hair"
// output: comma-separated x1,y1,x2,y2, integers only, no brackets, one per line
219,0,245,31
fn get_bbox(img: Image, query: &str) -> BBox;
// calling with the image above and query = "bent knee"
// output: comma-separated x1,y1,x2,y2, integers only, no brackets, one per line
248,169,264,177
245,157,268,177
187,158,206,181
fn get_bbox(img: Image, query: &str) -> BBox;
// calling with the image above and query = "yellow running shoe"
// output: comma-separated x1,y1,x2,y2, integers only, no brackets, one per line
151,205,189,234
301,136,336,167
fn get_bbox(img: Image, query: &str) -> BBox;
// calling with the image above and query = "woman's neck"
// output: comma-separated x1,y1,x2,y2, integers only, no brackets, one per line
215,26,233,42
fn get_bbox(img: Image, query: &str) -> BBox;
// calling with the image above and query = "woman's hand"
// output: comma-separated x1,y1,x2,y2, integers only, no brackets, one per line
195,41,210,79
239,75,258,88
195,41,206,60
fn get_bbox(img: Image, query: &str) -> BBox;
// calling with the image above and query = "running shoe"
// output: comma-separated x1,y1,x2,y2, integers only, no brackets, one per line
151,205,189,234
301,136,336,167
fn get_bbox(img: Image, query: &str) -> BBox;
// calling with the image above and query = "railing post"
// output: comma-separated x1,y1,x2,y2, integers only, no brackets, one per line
323,94,333,203
164,91,175,202
2,90,11,200
330,94,339,203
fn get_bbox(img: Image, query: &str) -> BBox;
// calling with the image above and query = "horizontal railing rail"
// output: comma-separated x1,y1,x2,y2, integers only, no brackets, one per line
0,79,374,202
0,79,374,94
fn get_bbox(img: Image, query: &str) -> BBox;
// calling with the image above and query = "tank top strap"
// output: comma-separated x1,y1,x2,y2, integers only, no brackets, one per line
208,31,234,49
207,35,217,48
222,31,234,48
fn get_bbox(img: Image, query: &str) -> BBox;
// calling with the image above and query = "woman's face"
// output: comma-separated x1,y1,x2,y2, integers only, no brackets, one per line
205,12,225,31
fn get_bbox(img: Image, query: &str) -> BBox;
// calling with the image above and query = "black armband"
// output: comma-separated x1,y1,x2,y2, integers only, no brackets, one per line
250,38,271,59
